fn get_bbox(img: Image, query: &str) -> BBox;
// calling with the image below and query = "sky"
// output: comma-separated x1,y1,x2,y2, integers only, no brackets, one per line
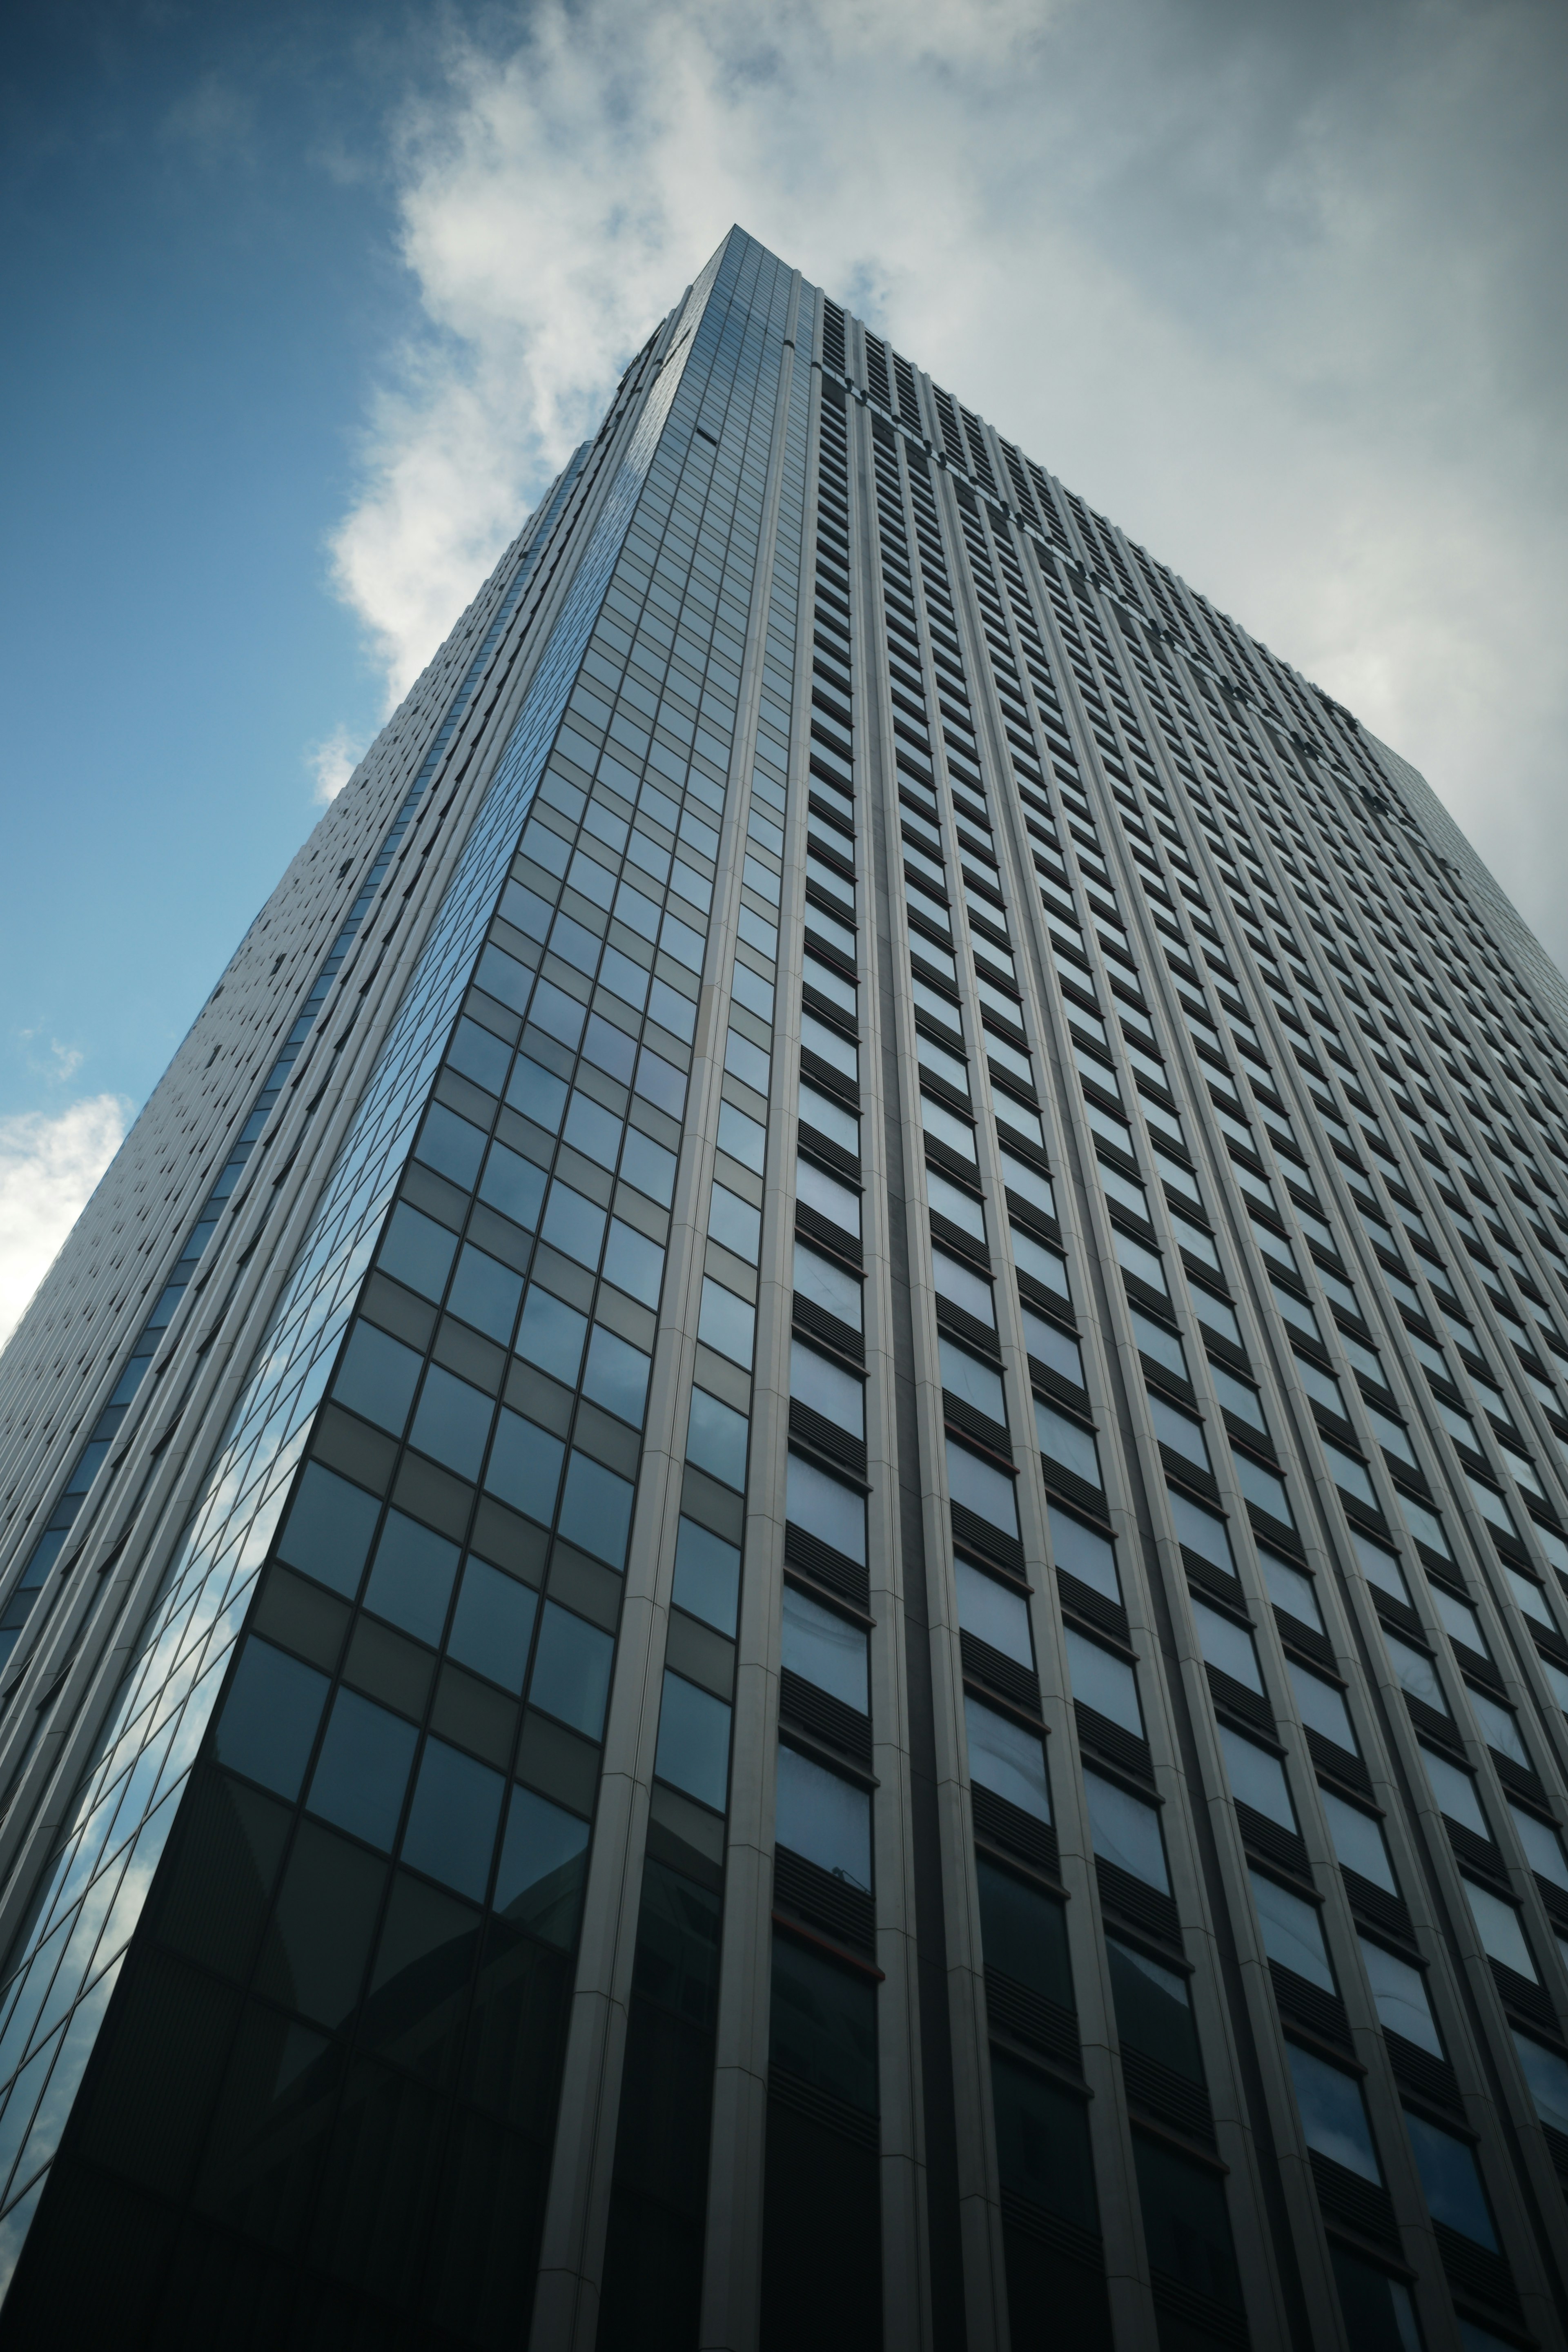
2,0,1565,1343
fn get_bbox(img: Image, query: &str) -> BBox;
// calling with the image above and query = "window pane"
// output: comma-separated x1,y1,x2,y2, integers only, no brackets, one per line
1260,1550,1322,1631
946,1439,1019,1536
782,1586,869,1712
1034,1402,1100,1491
529,1604,614,1739
1132,2134,1241,2313
792,1340,866,1437
1509,1803,1568,1890
938,1338,1005,1425
484,1411,565,1524
1512,2030,1568,2136
686,1387,750,1490
1251,1870,1333,1990
1404,2111,1497,2248
1463,1879,1536,1980
672,1517,742,1637
932,1248,994,1325
409,1365,493,1481
364,1510,460,1646
1287,2042,1381,2182
1288,1662,1356,1751
602,1218,665,1307
516,1287,589,1384
655,1671,731,1812
581,1325,651,1429
769,1933,878,2114
1106,1938,1202,2081
213,1638,328,1800
699,1276,755,1366
1361,1938,1441,2056
401,1738,504,1902
775,1745,871,1891
1083,1768,1167,1890
1192,1597,1262,1692
966,1697,1050,1822
1421,1747,1487,1837
978,1858,1073,2009
333,1323,421,1436
446,1559,537,1693
990,2054,1098,2233
557,1452,635,1568
1321,1790,1396,1893
1064,1627,1141,1735
1047,1506,1120,1602
786,1452,866,1564
956,1560,1033,1668
276,1464,380,1600
378,1203,458,1302
1217,1726,1296,1832
446,1245,523,1344
1383,1631,1446,1714
1167,1489,1234,1575
307,1688,417,1851
494,1787,589,1947
793,1240,862,1330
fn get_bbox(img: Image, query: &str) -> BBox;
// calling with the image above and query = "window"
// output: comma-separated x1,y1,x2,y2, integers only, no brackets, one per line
791,1339,865,1438
926,1163,984,1239
1166,1488,1234,1575
1251,1870,1334,1990
1034,1401,1101,1493
1083,1768,1168,1890
1352,1532,1410,1607
1509,1802,1568,1890
782,1585,869,1711
1047,1504,1120,1603
1288,1662,1357,1753
940,1337,1005,1425
1210,1362,1266,1432
797,1154,860,1238
1512,2030,1568,2139
1106,1937,1203,2079
1469,1688,1528,1768
1260,1550,1322,1631
1463,1878,1537,1980
655,1671,732,1812
775,1745,871,1891
1192,1597,1263,1691
1148,1392,1209,1471
1130,1307,1186,1381
1286,2042,1382,2183
786,1452,866,1565
1063,1627,1142,1735
933,1246,994,1326
1360,1938,1441,2056
965,1696,1050,1821
1383,1630,1446,1714
1404,2111,1497,2249
1217,1726,1296,1832
794,1238,861,1331
1131,2136,1242,2314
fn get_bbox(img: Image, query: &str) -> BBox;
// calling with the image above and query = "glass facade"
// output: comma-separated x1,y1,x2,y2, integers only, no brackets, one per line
0,227,1567,2348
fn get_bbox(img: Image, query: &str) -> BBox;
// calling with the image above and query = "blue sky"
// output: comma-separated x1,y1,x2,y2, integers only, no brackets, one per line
0,3,428,1127
3,0,1566,1339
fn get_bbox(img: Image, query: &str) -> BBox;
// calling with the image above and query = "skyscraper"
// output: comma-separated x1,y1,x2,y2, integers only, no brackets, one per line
1,220,1568,2350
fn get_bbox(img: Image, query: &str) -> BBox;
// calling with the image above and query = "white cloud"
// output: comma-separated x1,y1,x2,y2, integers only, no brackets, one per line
0,1096,129,1349
328,0,1568,966
307,723,366,804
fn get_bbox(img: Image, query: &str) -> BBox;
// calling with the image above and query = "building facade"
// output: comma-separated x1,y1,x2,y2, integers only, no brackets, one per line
0,225,1566,2351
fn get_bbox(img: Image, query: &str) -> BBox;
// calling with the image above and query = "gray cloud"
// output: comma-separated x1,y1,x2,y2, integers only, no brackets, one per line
329,0,1568,966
